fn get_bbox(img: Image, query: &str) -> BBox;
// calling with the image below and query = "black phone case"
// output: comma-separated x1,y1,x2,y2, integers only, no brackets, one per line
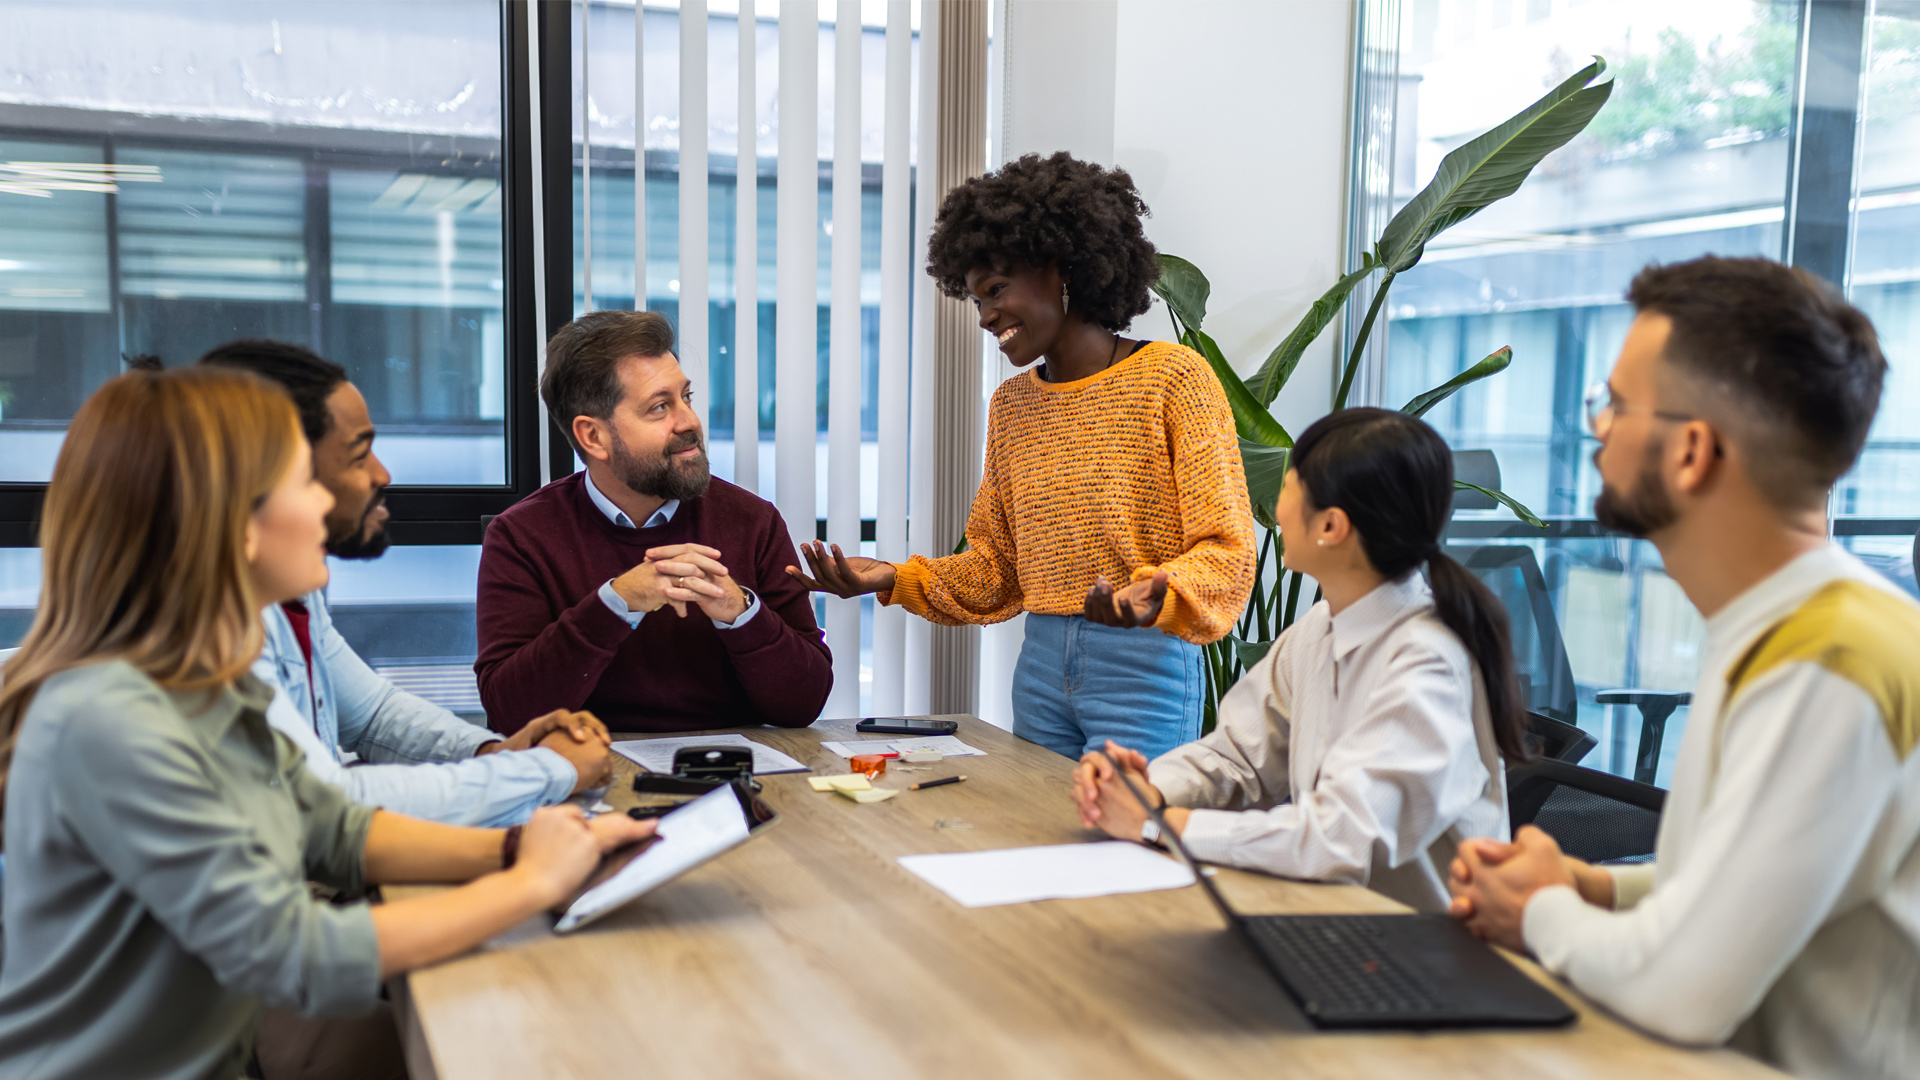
856,718,958,736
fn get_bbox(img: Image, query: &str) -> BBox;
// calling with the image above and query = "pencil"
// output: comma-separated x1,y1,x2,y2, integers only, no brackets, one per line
909,775,967,791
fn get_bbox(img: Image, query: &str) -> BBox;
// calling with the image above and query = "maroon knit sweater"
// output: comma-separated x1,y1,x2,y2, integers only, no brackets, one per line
474,472,832,735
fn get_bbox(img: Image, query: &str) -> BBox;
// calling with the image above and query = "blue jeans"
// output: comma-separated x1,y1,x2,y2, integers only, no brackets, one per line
1010,614,1204,762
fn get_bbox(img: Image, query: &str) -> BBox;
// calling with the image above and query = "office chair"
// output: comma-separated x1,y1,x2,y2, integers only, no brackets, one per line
1524,710,1596,765
1507,758,1665,864
1593,689,1691,787
1456,544,1581,723
1449,451,1690,784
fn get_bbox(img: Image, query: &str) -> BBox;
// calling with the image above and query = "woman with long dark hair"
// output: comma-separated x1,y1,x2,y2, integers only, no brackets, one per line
1072,408,1525,911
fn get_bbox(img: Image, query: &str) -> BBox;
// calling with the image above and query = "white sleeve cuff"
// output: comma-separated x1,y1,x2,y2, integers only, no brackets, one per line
1520,883,1594,974
1175,807,1241,865
1147,757,1210,810
598,579,645,628
712,588,761,630
1606,863,1658,910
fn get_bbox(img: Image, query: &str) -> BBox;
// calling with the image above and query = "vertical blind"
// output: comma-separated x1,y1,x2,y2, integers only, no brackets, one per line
572,1,937,718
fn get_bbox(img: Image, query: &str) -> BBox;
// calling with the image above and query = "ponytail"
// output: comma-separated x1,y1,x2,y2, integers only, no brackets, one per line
1423,550,1529,761
1291,408,1531,763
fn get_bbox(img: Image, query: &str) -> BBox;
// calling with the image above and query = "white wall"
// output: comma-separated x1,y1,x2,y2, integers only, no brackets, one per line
976,0,1353,729
1001,0,1118,167
1112,0,1352,438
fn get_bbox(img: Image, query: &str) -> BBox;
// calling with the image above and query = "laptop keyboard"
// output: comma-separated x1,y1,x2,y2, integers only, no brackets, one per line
1244,916,1444,1018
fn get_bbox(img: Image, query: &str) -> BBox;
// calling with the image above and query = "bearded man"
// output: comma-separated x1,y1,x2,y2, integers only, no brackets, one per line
475,310,832,734
1447,257,1919,1080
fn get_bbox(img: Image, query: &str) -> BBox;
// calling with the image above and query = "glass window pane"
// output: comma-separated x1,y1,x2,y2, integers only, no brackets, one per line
1842,9,1920,519
0,139,115,480
0,0,507,485
1394,0,1802,779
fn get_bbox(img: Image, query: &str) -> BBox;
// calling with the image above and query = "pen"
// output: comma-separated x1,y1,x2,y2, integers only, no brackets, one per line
909,775,967,791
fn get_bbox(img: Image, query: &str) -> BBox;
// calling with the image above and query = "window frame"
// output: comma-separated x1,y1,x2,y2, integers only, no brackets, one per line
0,0,567,549
1350,0,1920,546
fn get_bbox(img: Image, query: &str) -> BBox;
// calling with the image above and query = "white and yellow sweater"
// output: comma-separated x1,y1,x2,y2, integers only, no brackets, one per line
1523,544,1920,1079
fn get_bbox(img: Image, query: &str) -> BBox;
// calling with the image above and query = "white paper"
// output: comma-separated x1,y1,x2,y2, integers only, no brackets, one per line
820,735,987,759
898,842,1196,908
611,733,809,775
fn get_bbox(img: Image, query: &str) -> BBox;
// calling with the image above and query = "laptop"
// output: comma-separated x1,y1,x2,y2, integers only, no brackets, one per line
553,780,779,934
1104,755,1576,1030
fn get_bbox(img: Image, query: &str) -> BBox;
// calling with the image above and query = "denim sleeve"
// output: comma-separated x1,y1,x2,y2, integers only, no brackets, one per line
316,602,495,765
309,745,575,828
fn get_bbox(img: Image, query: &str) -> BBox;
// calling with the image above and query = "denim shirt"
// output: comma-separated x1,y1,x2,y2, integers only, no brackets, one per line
255,590,575,827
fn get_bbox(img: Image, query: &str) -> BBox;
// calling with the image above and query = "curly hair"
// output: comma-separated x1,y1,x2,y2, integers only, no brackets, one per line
925,152,1159,332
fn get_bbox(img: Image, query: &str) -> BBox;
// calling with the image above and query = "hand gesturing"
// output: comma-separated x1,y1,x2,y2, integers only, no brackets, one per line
786,541,897,598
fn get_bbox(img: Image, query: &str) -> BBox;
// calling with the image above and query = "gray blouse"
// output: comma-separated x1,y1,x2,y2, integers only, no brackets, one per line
0,661,381,1080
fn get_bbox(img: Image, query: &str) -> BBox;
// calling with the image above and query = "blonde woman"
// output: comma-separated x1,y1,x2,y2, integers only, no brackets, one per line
0,368,653,1079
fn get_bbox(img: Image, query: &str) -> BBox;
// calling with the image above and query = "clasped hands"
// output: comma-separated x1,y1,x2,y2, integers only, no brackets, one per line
1069,739,1189,841
478,707,614,795
611,543,750,624
1447,825,1615,952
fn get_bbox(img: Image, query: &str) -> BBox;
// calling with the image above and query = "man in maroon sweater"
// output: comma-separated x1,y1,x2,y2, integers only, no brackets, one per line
476,310,832,734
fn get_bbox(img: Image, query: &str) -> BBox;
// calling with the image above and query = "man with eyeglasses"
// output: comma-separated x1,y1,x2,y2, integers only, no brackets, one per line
1447,256,1919,1079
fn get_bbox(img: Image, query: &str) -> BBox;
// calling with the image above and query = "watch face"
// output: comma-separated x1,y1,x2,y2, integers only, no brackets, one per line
1140,819,1160,845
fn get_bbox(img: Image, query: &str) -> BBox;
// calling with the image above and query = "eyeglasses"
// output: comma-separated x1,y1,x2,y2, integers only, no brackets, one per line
1582,381,1698,439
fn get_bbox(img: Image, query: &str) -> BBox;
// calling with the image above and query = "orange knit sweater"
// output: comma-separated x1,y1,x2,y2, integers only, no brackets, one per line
884,341,1256,645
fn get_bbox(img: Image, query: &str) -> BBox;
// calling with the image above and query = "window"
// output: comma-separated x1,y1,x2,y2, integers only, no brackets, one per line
0,1,538,682
569,4,918,715
1371,0,1918,784
0,1,513,487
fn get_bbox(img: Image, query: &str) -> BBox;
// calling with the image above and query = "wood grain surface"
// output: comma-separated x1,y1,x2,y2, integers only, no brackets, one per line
391,716,1782,1080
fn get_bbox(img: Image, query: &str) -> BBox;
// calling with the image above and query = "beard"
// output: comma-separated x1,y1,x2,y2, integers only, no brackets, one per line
1592,442,1677,537
326,490,391,561
610,426,712,502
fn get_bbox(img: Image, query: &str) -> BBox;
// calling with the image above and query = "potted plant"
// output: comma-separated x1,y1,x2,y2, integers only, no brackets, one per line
1151,59,1614,728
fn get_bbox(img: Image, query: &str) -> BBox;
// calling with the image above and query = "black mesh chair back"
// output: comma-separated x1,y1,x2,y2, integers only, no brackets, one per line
1457,545,1579,723
1522,710,1596,765
1507,758,1666,864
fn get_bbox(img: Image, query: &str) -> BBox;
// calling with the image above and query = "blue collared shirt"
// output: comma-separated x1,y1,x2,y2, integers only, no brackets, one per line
254,591,577,827
586,471,762,630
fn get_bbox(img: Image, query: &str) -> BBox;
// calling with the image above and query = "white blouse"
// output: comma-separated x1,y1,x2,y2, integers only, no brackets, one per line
1147,572,1509,912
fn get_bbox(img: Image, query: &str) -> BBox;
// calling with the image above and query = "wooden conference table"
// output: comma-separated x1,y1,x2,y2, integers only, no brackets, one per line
391,715,1782,1080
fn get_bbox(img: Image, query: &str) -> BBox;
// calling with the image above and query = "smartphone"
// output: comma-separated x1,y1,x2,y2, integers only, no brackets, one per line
855,717,959,736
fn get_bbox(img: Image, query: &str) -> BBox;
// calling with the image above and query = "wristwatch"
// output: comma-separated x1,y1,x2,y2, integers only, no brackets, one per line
1139,818,1162,848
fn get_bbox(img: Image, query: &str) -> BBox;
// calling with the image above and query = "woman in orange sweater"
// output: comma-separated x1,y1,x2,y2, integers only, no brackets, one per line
789,152,1255,760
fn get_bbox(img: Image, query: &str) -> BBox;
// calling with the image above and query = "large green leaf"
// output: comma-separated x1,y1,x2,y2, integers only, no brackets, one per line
1230,634,1275,669
1455,480,1547,528
1239,437,1289,530
1376,58,1612,272
1250,256,1376,406
1187,327,1291,450
1401,346,1512,418
1151,254,1211,332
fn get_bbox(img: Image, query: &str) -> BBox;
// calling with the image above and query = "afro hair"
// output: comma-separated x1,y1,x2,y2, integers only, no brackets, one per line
925,152,1159,333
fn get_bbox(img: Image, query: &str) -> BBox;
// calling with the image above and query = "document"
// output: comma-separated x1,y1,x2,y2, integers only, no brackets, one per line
611,733,809,775
898,842,1196,908
820,735,987,759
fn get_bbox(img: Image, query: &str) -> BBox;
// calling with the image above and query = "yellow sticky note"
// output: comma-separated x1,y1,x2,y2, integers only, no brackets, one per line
838,787,899,804
809,774,871,792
